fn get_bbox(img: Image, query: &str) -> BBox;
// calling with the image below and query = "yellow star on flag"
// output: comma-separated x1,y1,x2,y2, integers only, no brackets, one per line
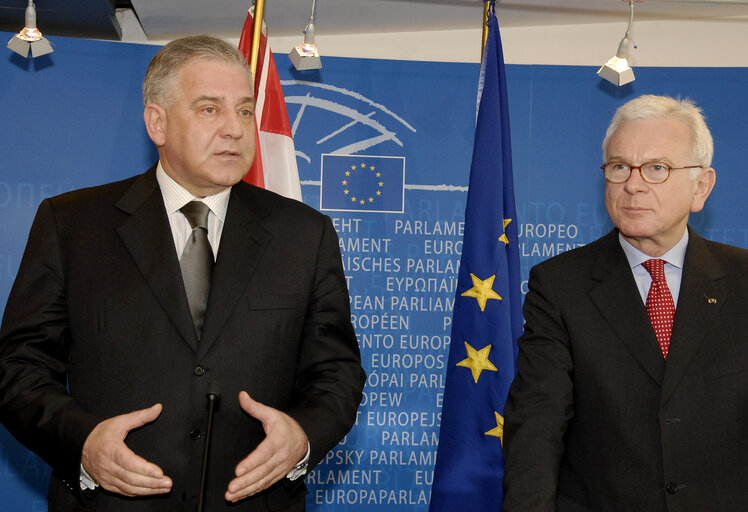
498,218,512,245
485,411,505,445
456,341,497,383
461,273,502,311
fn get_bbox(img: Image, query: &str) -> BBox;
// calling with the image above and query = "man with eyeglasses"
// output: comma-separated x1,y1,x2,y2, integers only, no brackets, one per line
503,94,748,511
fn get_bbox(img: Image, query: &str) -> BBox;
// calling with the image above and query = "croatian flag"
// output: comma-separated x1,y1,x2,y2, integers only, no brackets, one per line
238,6,302,200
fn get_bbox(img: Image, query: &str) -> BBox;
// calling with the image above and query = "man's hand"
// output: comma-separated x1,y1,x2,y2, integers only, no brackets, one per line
225,391,308,503
81,403,172,496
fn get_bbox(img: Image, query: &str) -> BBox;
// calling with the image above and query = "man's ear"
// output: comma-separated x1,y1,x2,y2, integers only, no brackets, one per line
144,103,167,147
690,167,716,213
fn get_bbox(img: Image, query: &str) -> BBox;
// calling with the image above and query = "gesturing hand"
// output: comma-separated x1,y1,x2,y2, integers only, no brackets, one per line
81,403,172,496
225,391,308,503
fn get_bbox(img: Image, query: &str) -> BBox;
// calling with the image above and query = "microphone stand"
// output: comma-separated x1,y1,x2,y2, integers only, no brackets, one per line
197,381,220,512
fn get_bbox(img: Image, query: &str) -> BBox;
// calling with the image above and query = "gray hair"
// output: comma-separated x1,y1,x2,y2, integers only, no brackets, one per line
602,94,714,174
143,35,252,107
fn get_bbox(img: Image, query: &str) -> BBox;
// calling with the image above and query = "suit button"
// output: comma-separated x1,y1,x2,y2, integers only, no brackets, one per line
189,429,202,440
193,366,205,376
666,482,679,494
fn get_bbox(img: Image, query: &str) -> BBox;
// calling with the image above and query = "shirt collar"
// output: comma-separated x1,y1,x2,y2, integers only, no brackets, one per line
619,229,689,270
156,162,231,223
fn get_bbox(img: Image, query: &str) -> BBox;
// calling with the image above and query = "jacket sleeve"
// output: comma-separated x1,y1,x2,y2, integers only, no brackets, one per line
283,216,365,469
0,198,102,486
502,262,575,512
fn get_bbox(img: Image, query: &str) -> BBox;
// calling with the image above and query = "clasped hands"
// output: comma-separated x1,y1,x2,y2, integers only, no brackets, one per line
81,391,308,503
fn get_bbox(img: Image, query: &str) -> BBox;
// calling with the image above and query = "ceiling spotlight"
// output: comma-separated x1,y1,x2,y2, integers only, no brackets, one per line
7,0,53,58
597,0,640,86
290,0,321,71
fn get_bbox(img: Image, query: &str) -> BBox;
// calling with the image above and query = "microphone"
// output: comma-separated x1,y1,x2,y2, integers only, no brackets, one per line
197,381,221,512
207,381,221,401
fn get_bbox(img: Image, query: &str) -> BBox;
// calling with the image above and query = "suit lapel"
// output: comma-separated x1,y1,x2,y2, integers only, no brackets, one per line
197,183,272,360
661,229,727,403
115,168,199,351
588,231,666,386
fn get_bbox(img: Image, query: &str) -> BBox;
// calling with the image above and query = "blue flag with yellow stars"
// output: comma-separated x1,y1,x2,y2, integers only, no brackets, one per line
430,3,522,510
320,154,405,212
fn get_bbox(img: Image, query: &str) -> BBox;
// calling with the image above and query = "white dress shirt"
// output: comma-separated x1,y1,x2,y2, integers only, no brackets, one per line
156,162,230,261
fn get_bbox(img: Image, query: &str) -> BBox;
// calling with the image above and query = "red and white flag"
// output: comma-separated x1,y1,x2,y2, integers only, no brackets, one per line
238,6,302,201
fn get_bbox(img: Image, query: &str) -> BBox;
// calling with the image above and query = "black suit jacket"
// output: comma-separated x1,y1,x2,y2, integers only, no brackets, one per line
0,168,365,511
503,228,748,512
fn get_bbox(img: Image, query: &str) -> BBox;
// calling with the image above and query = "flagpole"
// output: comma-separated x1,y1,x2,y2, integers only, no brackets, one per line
481,1,490,59
249,0,266,79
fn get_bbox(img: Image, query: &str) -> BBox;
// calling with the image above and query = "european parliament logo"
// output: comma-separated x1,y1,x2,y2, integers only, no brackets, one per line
320,154,405,213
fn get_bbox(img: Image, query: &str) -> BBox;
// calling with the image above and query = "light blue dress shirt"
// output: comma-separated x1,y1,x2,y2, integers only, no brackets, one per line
618,229,689,307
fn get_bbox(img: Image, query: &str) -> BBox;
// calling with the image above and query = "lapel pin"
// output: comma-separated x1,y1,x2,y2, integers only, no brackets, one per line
704,294,717,304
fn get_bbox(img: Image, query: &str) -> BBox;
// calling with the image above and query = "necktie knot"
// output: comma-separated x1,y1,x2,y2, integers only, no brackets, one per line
642,258,666,283
180,201,211,230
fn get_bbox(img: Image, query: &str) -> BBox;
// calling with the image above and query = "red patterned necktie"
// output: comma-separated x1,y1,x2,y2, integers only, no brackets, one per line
642,259,675,359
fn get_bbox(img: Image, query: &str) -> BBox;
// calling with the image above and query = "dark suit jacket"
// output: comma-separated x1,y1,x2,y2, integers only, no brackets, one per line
0,167,365,511
503,228,748,512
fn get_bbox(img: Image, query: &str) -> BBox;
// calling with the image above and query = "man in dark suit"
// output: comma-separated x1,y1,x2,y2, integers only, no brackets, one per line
0,35,365,511
503,95,748,511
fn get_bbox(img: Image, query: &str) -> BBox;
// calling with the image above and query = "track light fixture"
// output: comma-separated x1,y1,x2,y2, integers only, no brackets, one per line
7,0,53,58
597,0,641,86
290,0,322,71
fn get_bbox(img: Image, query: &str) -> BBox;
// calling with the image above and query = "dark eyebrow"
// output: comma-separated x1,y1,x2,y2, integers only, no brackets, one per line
606,156,674,164
191,96,221,106
190,96,255,108
239,97,256,108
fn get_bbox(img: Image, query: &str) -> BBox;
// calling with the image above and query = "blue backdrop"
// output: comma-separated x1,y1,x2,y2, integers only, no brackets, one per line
1,32,747,510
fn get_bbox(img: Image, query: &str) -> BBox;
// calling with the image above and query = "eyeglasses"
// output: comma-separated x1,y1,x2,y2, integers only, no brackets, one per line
601,161,702,184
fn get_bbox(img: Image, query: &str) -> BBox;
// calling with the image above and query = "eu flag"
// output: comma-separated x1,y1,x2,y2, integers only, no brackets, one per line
430,3,522,510
320,154,405,213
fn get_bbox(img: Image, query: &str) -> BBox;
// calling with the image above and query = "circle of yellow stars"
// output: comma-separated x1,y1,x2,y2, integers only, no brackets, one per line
342,162,384,206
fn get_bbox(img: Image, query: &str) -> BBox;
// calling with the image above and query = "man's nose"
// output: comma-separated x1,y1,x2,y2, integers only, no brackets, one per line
220,112,245,139
622,166,648,192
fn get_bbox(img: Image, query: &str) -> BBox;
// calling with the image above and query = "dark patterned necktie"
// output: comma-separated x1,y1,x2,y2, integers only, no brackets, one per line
179,201,213,338
642,259,675,359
